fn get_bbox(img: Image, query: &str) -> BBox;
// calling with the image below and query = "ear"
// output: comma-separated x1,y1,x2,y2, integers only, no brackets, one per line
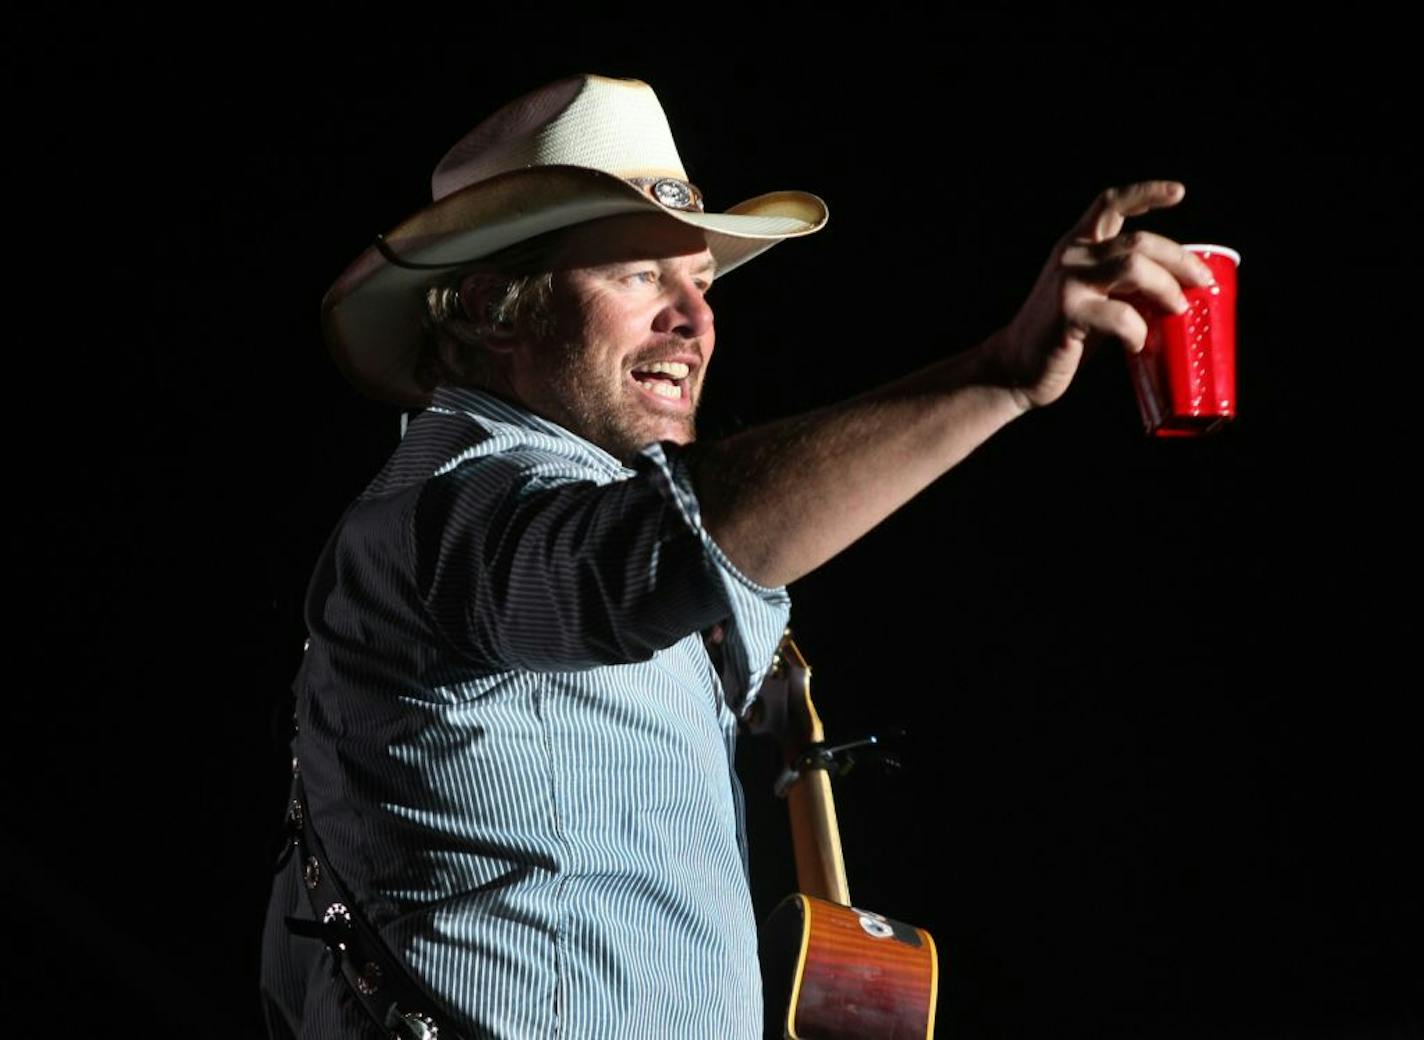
458,272,519,352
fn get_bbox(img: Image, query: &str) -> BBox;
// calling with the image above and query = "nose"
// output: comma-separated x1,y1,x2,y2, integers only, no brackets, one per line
653,275,714,340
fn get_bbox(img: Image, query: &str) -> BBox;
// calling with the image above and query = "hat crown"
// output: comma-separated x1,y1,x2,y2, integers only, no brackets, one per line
432,75,690,203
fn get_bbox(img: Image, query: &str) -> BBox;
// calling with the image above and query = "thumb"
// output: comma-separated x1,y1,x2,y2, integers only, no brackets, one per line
1071,181,1186,243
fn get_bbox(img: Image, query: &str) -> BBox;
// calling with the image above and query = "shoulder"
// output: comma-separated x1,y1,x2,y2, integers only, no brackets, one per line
364,401,625,503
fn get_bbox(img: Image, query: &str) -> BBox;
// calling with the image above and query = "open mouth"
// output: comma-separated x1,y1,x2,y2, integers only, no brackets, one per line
630,360,691,403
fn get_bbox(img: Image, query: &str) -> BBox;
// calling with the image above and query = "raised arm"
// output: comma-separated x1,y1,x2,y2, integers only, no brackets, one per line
691,182,1217,588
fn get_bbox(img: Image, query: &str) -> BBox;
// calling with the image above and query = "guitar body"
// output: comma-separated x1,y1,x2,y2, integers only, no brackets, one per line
762,894,938,1040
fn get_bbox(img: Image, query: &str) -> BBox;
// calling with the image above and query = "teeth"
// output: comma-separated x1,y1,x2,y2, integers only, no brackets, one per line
637,379,683,399
639,361,690,379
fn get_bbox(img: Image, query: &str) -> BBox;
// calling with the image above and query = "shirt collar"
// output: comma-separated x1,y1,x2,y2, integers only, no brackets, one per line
426,385,632,477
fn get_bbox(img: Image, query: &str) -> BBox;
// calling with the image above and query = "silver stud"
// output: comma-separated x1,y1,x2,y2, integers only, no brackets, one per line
291,755,301,777
286,799,304,831
304,856,321,890
322,902,351,953
397,1010,439,1040
356,961,383,995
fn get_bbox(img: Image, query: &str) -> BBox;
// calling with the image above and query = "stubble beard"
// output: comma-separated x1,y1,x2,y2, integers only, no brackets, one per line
543,335,699,463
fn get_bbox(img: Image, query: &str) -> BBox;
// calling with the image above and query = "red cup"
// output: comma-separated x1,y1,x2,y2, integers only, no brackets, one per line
1127,244,1240,437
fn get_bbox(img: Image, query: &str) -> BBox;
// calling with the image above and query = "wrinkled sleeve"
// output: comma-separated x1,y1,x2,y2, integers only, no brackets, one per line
415,439,789,696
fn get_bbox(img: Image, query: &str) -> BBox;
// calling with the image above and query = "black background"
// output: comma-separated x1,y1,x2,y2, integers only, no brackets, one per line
9,10,1421,1038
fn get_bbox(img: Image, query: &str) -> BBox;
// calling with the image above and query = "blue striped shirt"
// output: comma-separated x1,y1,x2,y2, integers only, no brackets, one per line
286,385,790,1038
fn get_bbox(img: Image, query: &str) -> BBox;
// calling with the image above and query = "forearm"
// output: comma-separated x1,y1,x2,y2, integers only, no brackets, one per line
690,335,1028,588
688,182,1213,588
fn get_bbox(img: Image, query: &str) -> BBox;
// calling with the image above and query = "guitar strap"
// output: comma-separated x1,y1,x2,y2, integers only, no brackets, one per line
281,770,471,1040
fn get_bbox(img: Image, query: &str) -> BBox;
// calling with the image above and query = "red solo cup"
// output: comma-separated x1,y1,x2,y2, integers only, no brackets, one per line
1127,244,1241,437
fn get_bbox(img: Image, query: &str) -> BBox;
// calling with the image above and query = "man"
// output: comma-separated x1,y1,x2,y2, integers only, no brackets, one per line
261,74,1213,1039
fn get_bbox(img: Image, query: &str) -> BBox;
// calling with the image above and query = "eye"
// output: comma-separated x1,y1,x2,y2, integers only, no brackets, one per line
624,270,658,286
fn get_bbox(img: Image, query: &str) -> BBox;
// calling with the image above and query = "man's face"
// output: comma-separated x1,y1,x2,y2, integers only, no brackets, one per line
504,213,717,461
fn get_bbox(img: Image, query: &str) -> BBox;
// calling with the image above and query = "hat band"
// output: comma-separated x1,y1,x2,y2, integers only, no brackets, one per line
372,174,706,272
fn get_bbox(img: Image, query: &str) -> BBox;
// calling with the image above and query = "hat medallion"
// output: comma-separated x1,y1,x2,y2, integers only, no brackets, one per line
648,177,703,212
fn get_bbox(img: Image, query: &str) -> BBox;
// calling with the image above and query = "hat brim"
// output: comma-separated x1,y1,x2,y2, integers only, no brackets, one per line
323,165,828,406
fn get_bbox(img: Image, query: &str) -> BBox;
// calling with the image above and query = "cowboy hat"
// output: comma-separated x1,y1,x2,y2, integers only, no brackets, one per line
322,73,829,405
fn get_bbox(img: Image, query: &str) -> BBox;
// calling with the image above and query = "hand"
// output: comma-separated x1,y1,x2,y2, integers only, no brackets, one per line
987,181,1216,412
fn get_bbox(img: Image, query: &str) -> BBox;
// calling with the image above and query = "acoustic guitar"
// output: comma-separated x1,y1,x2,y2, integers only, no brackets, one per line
750,631,939,1039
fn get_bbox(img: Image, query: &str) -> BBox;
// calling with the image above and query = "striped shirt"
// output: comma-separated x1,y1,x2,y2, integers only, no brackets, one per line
283,385,790,1038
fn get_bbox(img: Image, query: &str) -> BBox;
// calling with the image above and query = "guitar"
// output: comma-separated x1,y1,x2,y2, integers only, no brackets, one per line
750,631,939,1040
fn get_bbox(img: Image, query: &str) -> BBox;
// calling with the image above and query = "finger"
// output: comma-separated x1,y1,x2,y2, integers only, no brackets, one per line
1071,181,1186,243
1062,248,1194,315
1064,231,1216,288
1064,291,1151,353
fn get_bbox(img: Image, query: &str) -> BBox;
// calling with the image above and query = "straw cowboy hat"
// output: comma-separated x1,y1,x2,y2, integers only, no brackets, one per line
322,73,829,405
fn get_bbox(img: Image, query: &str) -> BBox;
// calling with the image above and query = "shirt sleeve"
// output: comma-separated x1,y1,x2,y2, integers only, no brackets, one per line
414,439,790,692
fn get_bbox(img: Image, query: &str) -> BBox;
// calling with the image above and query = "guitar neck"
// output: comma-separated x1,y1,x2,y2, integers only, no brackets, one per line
787,764,851,904
775,634,852,905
